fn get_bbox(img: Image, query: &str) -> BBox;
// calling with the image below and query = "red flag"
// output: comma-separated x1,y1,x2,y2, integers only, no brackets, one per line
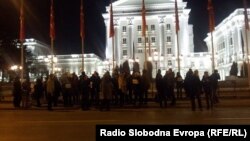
19,0,25,42
142,0,146,37
80,0,85,39
50,0,55,40
175,0,180,33
207,0,215,32
243,0,249,30
109,0,115,38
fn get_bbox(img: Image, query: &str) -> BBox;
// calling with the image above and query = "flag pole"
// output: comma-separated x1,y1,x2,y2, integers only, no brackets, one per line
80,0,85,72
175,0,180,73
109,0,115,71
208,0,215,73
20,0,24,82
142,0,147,70
211,31,215,72
50,0,55,74
112,37,115,70
176,33,180,73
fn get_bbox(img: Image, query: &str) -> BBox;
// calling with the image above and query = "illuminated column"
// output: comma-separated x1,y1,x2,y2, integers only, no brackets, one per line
128,17,134,59
158,16,165,69
114,19,120,66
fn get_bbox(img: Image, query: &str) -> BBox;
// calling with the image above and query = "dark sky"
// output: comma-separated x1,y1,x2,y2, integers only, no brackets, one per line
0,0,247,59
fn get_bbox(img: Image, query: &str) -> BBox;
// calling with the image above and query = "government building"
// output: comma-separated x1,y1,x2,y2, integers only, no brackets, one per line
205,8,250,80
7,0,249,81
103,0,211,78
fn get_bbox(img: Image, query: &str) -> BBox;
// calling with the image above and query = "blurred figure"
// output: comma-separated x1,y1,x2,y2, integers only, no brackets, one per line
210,69,220,104
22,78,31,108
46,74,55,111
175,72,183,99
100,71,113,111
202,71,212,110
12,76,22,108
190,70,202,111
34,77,44,107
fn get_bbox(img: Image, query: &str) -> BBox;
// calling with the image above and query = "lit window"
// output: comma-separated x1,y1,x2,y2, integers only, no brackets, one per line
167,36,171,42
151,25,155,31
122,26,127,32
168,60,172,66
166,24,171,30
138,38,142,43
123,50,127,56
151,37,156,43
137,25,142,31
122,38,127,44
167,48,172,54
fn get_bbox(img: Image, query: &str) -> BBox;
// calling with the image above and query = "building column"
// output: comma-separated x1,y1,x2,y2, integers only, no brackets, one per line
158,16,165,69
128,17,134,59
114,19,120,66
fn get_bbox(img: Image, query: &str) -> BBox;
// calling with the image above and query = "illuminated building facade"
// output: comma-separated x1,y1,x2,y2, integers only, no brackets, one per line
204,9,250,80
103,0,211,77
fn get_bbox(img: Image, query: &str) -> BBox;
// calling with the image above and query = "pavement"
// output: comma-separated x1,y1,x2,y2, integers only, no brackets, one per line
1,87,250,141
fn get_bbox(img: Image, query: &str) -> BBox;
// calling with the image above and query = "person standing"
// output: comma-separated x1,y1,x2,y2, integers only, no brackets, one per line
190,70,202,111
202,71,212,110
210,69,220,104
34,77,44,107
13,76,22,108
46,74,55,111
100,71,113,111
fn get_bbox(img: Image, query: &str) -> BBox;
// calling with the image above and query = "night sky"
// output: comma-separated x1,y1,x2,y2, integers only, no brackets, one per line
0,0,247,60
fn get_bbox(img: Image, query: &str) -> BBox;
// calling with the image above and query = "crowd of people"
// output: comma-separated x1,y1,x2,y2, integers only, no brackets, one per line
12,68,221,111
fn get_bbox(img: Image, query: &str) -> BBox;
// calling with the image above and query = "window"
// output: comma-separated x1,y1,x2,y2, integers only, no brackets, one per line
151,25,155,31
167,36,171,42
151,37,156,43
146,37,149,43
167,48,172,54
137,25,142,31
168,60,172,66
166,24,171,30
122,26,127,32
146,25,148,31
229,37,233,45
123,50,127,56
122,38,127,44
138,38,142,43
138,49,143,53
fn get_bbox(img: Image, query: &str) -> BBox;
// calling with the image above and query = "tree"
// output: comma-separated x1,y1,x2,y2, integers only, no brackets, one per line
0,38,20,82
229,61,238,76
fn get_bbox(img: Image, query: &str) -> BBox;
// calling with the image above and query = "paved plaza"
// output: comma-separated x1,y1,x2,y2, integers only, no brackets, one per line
1,95,250,141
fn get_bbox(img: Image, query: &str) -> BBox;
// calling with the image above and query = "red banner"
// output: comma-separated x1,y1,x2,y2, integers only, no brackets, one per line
142,0,146,37
175,0,180,33
109,0,115,38
19,0,25,42
207,0,215,32
50,0,55,40
80,0,85,39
